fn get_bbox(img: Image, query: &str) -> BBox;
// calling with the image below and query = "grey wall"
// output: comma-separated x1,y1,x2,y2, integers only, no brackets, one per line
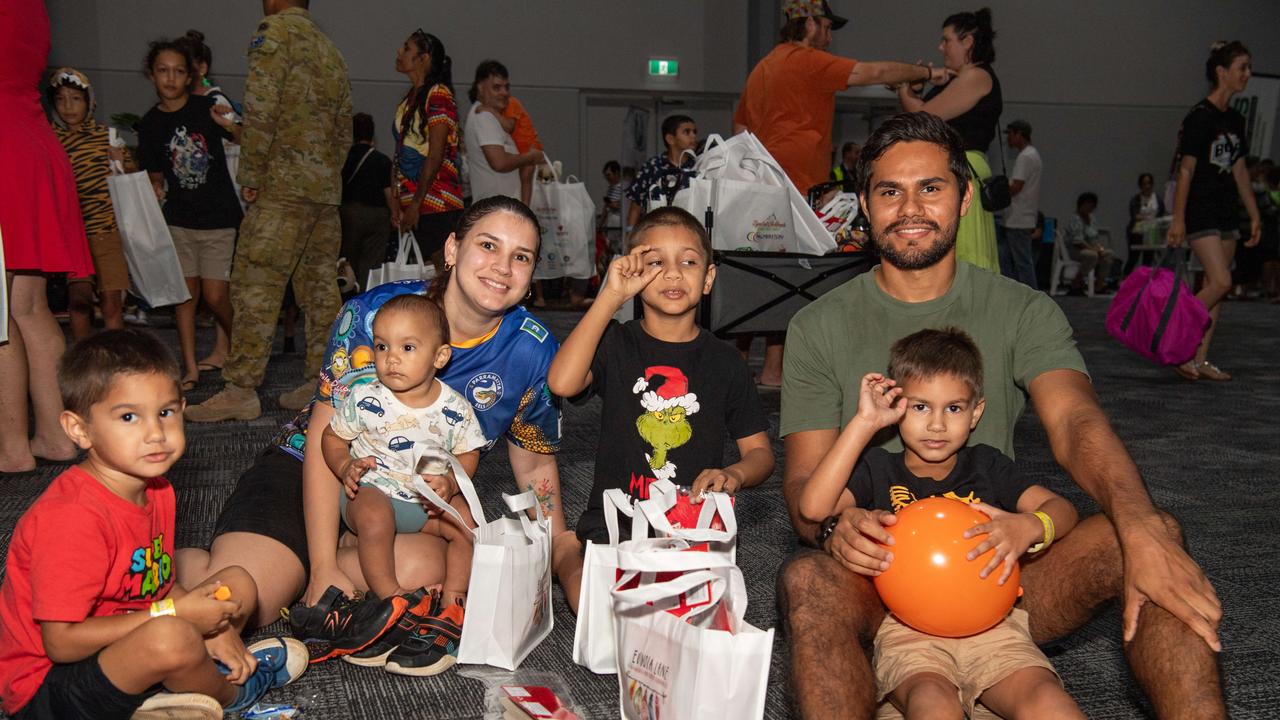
827,0,1280,240
46,0,1280,243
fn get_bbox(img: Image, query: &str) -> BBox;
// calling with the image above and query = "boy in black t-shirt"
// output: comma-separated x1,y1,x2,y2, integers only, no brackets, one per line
799,328,1082,719
547,207,773,545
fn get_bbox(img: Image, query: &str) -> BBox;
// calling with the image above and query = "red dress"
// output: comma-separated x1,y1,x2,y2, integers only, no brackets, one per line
0,0,93,277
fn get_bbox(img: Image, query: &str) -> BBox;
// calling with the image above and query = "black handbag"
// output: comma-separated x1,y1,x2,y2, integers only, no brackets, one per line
976,119,1011,212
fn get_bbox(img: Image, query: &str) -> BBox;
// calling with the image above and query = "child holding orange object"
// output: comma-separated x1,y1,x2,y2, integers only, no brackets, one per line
797,327,1082,720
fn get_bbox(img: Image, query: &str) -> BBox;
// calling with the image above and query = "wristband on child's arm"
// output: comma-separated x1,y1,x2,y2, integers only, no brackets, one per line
149,598,176,618
1027,511,1056,554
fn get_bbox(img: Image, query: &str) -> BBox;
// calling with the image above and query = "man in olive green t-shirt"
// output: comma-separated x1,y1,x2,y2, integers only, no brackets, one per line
778,112,1225,720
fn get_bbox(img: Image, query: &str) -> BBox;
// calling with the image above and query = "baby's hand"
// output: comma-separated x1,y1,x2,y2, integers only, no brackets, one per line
599,245,662,306
962,502,1042,585
689,467,743,503
421,471,457,502
855,373,905,431
340,457,376,498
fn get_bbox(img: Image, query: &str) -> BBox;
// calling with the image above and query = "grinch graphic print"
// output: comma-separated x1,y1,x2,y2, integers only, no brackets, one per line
633,366,701,483
575,321,769,545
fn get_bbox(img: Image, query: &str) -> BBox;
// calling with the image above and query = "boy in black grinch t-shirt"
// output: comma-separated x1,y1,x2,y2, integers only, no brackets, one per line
547,207,774,545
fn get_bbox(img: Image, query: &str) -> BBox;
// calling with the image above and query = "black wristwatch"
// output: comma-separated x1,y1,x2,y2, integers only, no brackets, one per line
816,514,841,551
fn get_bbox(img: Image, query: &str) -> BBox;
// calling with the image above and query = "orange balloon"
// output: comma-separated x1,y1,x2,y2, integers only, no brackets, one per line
872,496,1020,637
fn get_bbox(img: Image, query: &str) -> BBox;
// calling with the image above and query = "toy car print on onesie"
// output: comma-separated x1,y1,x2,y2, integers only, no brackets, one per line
873,496,1021,637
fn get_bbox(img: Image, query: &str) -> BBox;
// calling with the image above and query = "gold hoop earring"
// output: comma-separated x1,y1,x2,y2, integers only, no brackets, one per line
524,286,533,301
444,262,454,272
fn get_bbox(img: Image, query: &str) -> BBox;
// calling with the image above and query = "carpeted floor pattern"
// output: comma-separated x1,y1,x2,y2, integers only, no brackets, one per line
2,295,1278,719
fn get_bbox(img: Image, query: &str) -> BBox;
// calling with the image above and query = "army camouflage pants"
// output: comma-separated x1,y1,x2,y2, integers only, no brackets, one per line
224,196,341,388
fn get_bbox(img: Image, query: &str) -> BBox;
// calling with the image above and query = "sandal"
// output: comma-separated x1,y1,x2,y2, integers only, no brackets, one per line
1196,361,1232,381
197,361,223,372
1174,362,1200,381
181,378,198,392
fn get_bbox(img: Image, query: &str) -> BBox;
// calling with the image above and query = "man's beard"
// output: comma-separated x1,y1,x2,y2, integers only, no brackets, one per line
870,213,960,271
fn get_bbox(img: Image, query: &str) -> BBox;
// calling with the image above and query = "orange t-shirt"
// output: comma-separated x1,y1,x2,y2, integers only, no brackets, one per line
733,44,856,195
502,96,543,153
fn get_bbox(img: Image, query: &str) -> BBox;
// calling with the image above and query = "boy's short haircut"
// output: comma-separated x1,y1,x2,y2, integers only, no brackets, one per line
59,329,181,417
660,114,695,149
628,206,713,261
1076,191,1098,209
603,160,621,175
888,327,984,399
376,294,450,346
352,112,375,143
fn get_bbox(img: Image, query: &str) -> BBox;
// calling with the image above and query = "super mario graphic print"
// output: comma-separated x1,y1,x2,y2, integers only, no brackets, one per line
575,321,768,545
126,533,174,600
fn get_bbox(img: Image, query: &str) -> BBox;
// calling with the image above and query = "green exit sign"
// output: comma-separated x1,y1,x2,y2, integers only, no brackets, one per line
648,59,679,77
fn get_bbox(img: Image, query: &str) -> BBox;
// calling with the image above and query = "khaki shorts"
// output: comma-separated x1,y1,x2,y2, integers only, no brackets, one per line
70,230,131,292
169,226,236,281
873,608,1059,718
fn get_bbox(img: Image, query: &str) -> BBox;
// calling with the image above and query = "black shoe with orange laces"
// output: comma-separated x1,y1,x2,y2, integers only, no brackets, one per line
285,586,407,664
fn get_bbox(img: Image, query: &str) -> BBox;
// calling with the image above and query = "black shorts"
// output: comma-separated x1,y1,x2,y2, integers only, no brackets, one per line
211,446,309,571
1185,203,1242,240
14,653,156,720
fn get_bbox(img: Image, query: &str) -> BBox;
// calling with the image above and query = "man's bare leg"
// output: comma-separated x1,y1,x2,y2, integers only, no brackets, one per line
778,549,885,719
1020,513,1225,720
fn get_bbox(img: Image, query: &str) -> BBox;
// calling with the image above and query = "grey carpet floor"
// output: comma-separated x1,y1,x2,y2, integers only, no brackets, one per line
2,295,1278,719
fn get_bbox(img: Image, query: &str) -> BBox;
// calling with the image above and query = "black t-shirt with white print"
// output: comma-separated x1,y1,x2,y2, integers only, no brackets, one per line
138,94,242,230
575,320,769,545
1177,99,1249,217
847,444,1031,514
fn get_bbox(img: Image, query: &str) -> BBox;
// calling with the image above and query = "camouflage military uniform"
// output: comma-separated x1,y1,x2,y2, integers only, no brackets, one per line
224,7,352,389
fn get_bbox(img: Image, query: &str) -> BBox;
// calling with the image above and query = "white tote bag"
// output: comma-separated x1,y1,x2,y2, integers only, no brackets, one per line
531,156,596,281
107,170,190,308
676,176,791,252
366,231,435,290
574,484,738,675
412,457,553,670
675,132,835,255
612,540,773,720
573,489,646,674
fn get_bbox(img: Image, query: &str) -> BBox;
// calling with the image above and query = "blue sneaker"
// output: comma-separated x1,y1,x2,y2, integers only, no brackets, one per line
223,637,309,712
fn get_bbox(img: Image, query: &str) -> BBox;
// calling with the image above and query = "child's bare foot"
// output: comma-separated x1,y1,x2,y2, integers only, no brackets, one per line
181,370,199,392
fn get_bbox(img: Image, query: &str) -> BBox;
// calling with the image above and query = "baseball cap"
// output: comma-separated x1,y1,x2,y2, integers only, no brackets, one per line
1005,119,1032,136
783,0,848,30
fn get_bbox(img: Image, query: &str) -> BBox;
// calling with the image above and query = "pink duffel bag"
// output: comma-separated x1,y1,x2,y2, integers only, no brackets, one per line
1105,248,1210,366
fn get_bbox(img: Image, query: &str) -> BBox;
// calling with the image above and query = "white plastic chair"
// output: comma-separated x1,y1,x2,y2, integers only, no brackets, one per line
1049,228,1094,297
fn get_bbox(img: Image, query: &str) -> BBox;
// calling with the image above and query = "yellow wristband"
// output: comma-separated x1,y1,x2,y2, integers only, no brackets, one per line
1028,511,1055,554
149,598,176,618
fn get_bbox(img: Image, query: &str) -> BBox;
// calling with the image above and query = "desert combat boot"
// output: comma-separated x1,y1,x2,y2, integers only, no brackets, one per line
186,384,262,422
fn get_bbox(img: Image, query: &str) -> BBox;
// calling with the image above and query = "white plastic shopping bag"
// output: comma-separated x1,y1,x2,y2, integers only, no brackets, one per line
574,484,738,675
412,457,552,670
531,155,596,281
367,231,434,290
106,170,190,308
612,539,773,720
675,176,791,252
